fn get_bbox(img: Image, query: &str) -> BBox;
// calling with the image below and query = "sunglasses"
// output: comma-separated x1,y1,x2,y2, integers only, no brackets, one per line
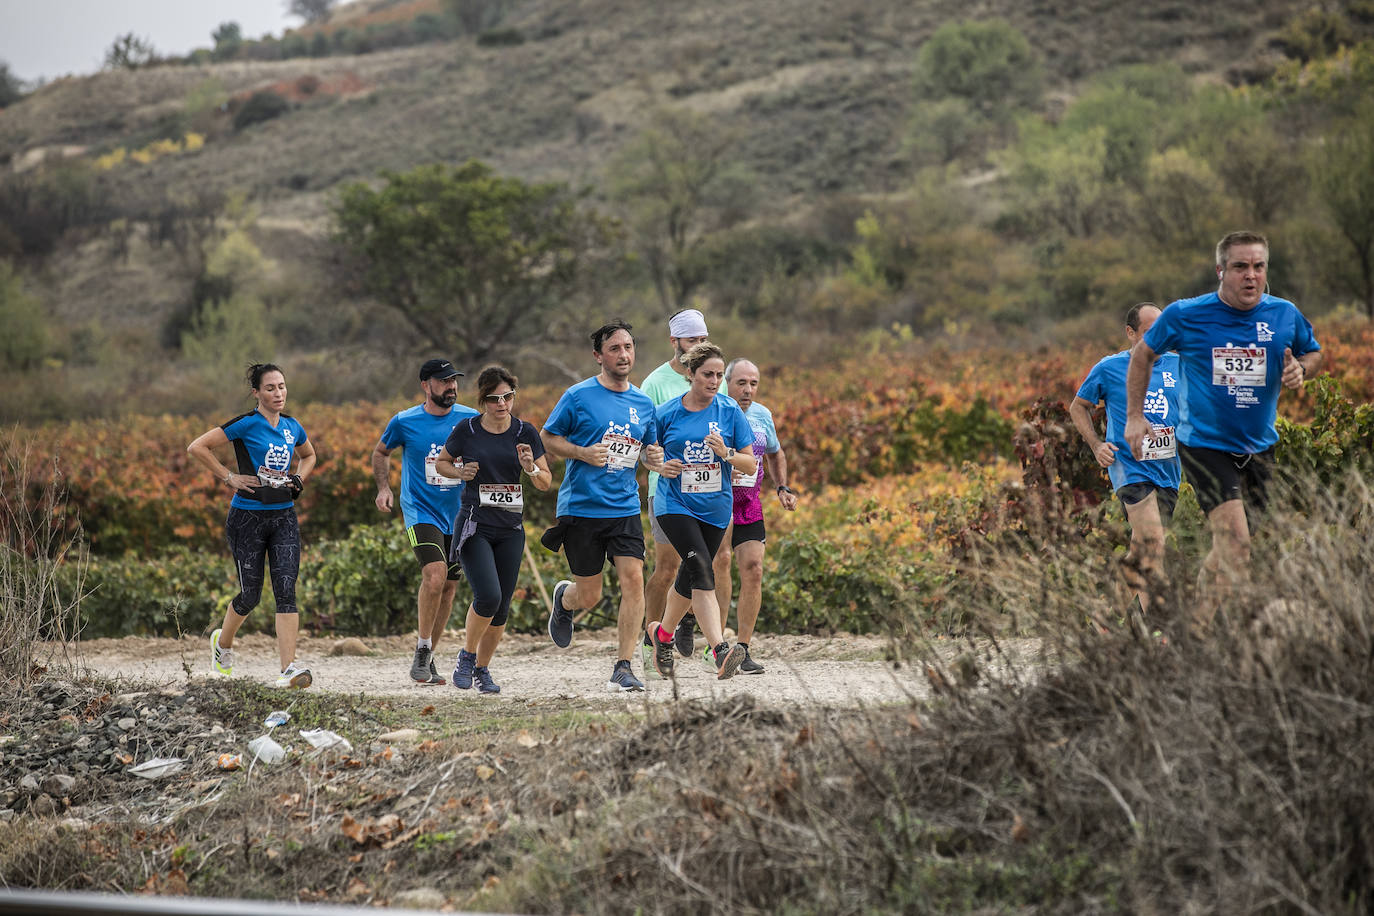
483,391,516,404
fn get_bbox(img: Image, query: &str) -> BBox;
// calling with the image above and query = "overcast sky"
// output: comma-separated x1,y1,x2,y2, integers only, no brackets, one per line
0,1,300,84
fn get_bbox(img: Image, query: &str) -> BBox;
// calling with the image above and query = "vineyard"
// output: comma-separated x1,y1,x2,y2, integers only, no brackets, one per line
8,317,1374,639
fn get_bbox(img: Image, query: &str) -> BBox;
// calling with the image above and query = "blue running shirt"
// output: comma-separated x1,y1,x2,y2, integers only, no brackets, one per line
639,360,691,500
653,393,755,528
542,377,659,518
380,403,480,533
1142,293,1320,453
1076,350,1182,492
221,411,309,510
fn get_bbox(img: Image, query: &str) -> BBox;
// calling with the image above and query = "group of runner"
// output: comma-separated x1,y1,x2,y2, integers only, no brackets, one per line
186,309,798,693
1071,230,1321,629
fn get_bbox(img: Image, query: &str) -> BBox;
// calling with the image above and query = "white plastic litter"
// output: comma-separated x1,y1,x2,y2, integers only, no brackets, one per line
298,728,353,752
128,757,186,779
264,710,291,728
246,735,286,764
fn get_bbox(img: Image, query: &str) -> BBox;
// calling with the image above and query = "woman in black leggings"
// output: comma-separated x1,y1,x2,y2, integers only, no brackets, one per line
187,363,317,689
436,366,552,694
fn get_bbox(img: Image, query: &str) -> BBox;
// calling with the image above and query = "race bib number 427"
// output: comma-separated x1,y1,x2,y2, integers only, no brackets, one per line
1212,347,1266,387
602,433,641,470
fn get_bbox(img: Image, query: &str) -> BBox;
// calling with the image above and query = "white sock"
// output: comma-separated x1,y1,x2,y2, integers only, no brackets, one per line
418,637,432,650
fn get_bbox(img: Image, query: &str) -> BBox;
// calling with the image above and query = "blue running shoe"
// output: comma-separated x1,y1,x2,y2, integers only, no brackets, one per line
674,613,695,658
474,666,500,695
548,579,575,648
606,659,645,693
452,648,476,690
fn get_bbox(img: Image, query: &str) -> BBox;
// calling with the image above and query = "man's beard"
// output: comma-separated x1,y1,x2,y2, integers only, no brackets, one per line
430,391,457,408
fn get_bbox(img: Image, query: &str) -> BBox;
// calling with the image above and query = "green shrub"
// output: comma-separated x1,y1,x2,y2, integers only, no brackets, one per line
412,13,449,42
477,28,524,47
0,263,48,370
232,91,290,131
913,19,1044,120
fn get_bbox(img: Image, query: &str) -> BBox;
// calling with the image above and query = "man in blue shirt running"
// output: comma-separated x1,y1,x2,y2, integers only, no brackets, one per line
1071,303,1180,618
372,359,479,685
1125,231,1322,628
540,321,664,692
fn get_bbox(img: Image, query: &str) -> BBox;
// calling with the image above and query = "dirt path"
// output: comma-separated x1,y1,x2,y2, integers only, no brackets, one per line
66,632,1042,707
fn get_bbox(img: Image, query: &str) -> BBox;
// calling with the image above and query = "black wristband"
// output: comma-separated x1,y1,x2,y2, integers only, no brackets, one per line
776,485,794,494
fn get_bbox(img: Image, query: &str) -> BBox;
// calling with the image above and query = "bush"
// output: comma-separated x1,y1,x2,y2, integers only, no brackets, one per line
913,19,1045,120
0,263,48,370
232,90,290,131
477,28,524,47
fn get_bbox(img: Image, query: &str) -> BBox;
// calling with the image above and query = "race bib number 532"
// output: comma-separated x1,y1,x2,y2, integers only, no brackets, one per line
1212,347,1266,387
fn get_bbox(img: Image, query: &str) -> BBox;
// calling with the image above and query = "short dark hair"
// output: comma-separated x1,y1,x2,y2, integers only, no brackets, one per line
475,365,518,402
246,363,283,391
591,320,633,353
1125,302,1157,331
1215,231,1269,267
680,341,724,374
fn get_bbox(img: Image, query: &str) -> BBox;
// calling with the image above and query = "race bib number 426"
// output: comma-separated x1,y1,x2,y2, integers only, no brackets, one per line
1212,347,1266,387
479,483,523,510
682,462,722,494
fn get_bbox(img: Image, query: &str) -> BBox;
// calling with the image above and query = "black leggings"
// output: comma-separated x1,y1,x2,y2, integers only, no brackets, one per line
459,525,524,628
225,506,300,616
656,514,727,598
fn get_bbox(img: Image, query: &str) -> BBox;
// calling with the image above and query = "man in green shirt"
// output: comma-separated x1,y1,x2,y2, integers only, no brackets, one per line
640,308,710,675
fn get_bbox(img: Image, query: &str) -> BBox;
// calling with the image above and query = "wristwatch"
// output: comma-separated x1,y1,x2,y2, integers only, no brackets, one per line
777,485,794,494
726,447,736,459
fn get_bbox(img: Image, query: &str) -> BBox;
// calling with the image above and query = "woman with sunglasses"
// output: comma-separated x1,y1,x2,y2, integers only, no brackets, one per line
434,366,551,694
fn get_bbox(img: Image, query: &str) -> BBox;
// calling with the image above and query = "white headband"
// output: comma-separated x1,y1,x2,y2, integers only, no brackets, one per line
668,309,708,339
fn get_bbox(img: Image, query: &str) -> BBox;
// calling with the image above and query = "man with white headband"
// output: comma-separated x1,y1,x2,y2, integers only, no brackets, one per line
638,308,710,675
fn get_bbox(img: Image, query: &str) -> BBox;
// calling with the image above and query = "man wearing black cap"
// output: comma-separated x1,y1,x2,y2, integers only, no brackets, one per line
371,360,479,684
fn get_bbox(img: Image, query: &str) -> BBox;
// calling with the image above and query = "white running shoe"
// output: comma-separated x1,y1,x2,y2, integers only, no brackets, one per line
275,662,312,689
210,628,234,677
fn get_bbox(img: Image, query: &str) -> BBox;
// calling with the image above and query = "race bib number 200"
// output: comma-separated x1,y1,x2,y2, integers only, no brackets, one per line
1212,347,1266,387
479,484,523,511
1140,425,1176,461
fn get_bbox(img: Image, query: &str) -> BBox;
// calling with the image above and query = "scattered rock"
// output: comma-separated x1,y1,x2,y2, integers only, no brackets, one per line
0,810,13,822
114,693,146,706
392,888,445,910
29,794,58,817
19,774,39,792
40,774,76,796
116,718,136,731
330,637,372,657
377,728,422,744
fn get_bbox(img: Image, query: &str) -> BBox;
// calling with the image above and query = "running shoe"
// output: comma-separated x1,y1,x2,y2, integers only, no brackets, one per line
738,644,764,675
452,649,476,690
548,579,575,648
606,659,646,693
209,628,233,677
275,662,312,689
651,626,675,679
428,656,446,685
712,642,745,680
700,645,716,673
674,613,696,657
474,666,501,695
410,645,444,685
640,633,660,679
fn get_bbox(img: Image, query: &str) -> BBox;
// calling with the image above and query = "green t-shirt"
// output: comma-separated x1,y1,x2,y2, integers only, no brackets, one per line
640,360,691,498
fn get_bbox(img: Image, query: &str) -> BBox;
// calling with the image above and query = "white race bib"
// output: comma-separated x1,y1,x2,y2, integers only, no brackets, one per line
479,483,523,510
602,433,641,470
682,462,722,494
731,466,758,488
1212,347,1266,387
1140,425,1176,461
425,456,452,487
257,466,290,488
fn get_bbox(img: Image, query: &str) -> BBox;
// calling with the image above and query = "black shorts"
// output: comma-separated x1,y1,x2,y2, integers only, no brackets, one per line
541,515,645,578
408,524,462,581
731,519,766,547
1115,483,1178,528
1179,444,1275,516
655,513,727,597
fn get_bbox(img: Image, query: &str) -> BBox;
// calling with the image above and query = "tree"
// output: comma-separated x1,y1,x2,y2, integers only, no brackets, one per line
607,107,756,310
913,19,1044,121
1311,108,1374,317
444,0,505,36
0,262,47,370
212,22,243,61
331,161,613,366
286,0,336,24
0,62,24,108
104,33,157,71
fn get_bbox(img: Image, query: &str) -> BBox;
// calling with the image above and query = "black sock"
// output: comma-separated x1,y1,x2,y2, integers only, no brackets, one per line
714,642,729,660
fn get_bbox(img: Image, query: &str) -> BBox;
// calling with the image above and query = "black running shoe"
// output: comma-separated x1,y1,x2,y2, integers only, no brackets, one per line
548,579,575,648
713,642,745,680
738,644,764,675
674,613,695,657
410,645,444,685
651,627,675,679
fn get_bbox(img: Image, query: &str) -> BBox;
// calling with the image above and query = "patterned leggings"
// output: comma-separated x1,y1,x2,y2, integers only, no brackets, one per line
225,506,300,615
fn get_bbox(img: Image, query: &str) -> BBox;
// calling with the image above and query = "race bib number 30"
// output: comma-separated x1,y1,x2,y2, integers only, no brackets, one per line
602,433,641,470
682,462,722,494
1140,425,1176,461
479,483,523,510
1212,347,1266,387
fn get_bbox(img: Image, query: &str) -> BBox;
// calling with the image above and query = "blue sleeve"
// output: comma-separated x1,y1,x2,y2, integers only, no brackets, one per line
730,406,753,453
1075,363,1104,404
1291,309,1320,355
1142,308,1178,355
543,390,577,438
381,413,405,450
761,409,780,453
644,413,659,445
221,415,249,441
293,419,308,445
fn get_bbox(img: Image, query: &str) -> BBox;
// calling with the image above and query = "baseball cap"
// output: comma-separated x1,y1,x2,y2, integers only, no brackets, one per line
419,359,463,381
